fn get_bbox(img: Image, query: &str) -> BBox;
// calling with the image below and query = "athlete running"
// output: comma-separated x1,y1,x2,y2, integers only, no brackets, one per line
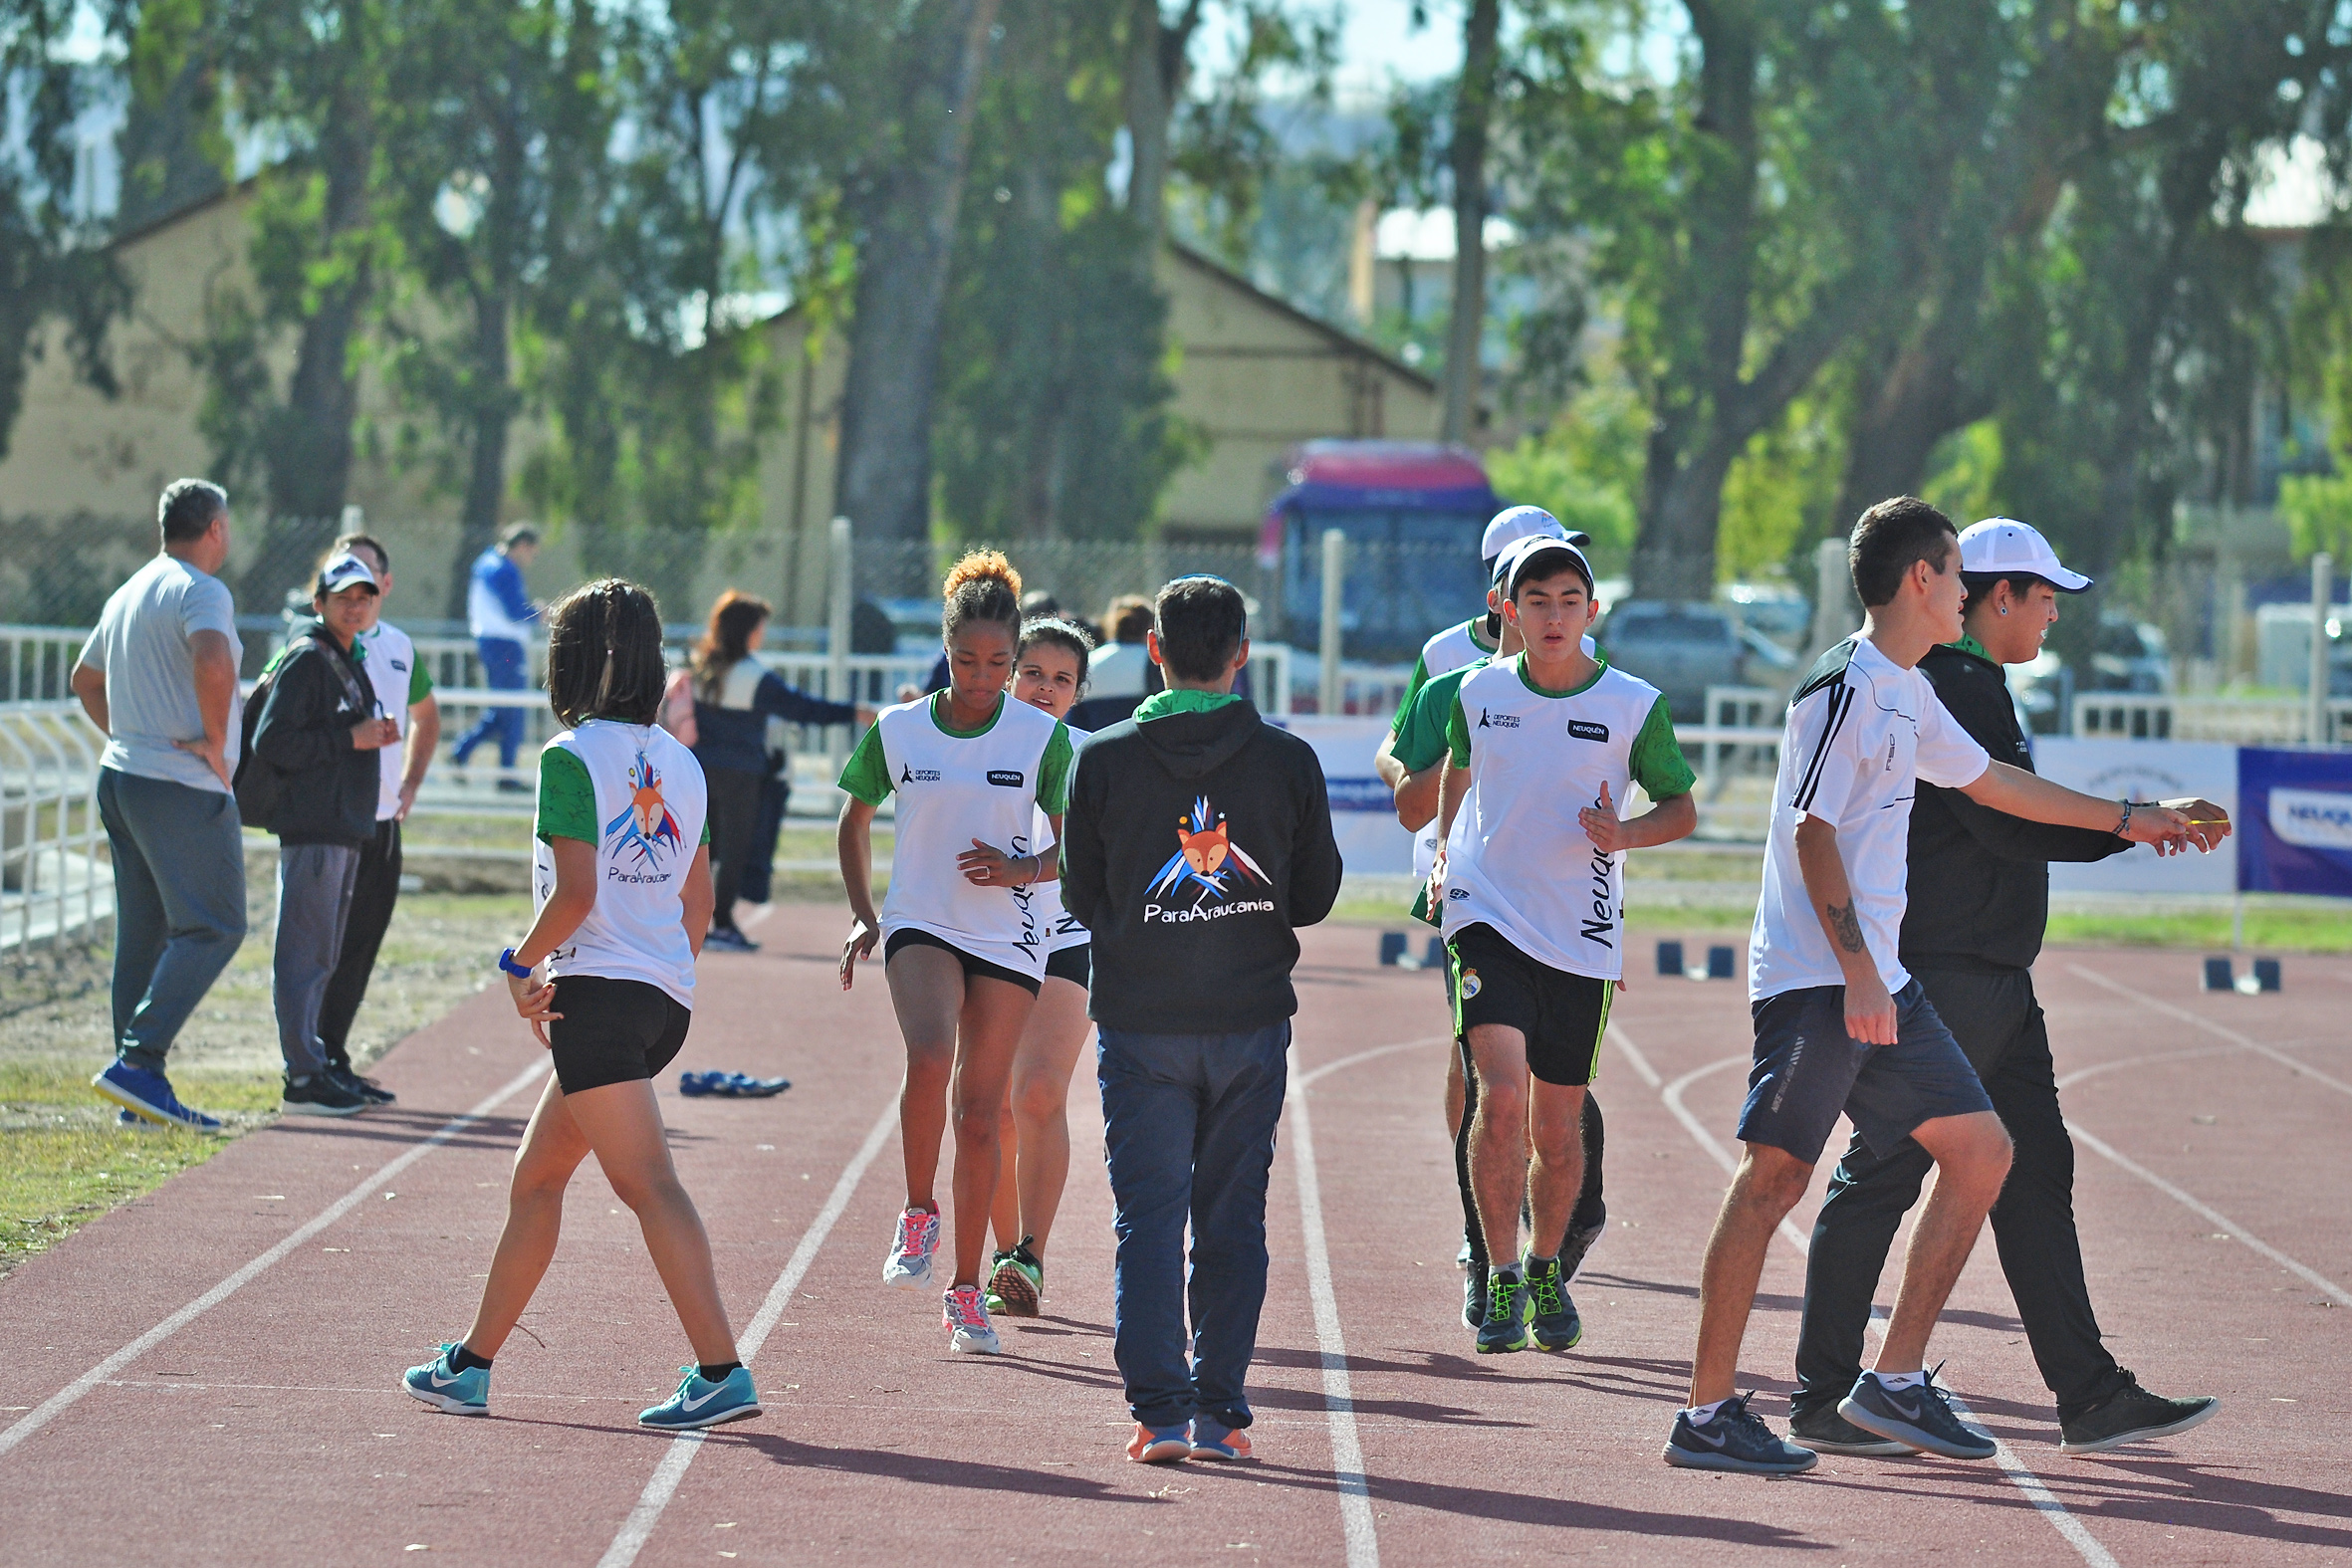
986,616,1099,1318
837,553,1075,1356
1431,538,1696,1356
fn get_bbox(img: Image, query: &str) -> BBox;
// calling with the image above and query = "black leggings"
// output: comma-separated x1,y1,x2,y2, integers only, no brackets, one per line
1455,1034,1605,1269
704,764,764,930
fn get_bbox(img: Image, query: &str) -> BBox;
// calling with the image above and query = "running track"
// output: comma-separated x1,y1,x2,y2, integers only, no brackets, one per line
2,909,2346,1564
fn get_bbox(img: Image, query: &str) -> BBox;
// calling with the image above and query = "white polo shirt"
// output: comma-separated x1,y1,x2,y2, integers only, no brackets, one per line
1748,636,1992,1002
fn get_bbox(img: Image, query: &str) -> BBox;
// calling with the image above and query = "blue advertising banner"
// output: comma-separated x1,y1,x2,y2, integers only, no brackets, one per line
2236,748,2352,897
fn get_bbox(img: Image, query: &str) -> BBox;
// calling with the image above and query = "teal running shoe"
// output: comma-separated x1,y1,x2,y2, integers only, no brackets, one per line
1525,1254,1583,1351
1476,1267,1531,1354
402,1343,489,1416
639,1365,762,1431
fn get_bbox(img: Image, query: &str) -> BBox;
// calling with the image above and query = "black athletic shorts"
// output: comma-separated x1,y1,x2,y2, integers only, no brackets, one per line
1044,943,1090,988
1446,923,1610,1087
547,975,691,1096
883,928,1042,997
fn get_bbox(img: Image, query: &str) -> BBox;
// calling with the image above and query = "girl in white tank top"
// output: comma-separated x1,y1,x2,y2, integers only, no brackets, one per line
836,554,1073,1356
404,578,759,1433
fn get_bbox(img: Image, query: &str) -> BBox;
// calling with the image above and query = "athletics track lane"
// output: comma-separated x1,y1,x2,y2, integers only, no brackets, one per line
0,911,2345,1563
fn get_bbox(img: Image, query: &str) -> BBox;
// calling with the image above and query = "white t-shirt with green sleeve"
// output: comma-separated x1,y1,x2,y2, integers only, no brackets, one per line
533,720,709,1007
838,691,1072,976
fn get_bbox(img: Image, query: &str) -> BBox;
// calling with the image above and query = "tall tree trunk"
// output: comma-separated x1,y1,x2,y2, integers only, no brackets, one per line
1121,0,1201,258
1832,331,1995,532
834,0,1001,550
446,285,513,618
1441,0,1500,445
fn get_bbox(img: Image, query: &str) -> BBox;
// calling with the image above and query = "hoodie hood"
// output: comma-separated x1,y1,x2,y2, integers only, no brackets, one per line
1135,698,1263,781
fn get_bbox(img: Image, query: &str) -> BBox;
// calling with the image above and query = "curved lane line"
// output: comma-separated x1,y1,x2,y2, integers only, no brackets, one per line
598,1094,899,1568
2064,964,2352,1100
1299,1036,1449,1090
1288,1068,1383,1568
2061,1118,2352,1307
2052,1043,2234,1092
1611,1025,2117,1568
0,1056,552,1461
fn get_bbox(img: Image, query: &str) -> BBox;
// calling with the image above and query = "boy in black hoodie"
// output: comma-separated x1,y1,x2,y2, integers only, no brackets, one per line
1061,575,1342,1465
247,553,401,1115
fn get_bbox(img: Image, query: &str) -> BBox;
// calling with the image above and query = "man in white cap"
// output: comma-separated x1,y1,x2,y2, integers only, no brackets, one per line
1784,516,2228,1457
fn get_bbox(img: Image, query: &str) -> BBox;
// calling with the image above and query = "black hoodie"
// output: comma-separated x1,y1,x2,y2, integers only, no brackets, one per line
1061,698,1342,1033
1901,639,2129,972
247,620,383,847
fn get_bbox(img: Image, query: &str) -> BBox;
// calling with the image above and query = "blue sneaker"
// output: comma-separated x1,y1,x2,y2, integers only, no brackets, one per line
402,1344,489,1416
1839,1365,1996,1459
1476,1266,1531,1354
93,1060,221,1131
1188,1416,1253,1461
639,1366,761,1431
1524,1254,1583,1351
1663,1393,1817,1474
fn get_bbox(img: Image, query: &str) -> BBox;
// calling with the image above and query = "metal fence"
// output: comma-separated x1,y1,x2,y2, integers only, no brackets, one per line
0,701,109,953
2071,693,2352,744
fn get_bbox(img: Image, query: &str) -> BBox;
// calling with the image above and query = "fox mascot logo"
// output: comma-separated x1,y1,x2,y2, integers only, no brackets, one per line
604,752,685,869
1149,796,1270,905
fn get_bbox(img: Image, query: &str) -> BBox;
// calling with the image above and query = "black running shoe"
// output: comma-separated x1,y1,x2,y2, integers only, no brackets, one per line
2059,1381,2220,1456
329,1066,395,1105
1560,1201,1606,1281
282,1072,366,1117
1462,1264,1489,1330
1839,1365,1995,1459
1789,1403,1911,1456
1663,1394,1817,1474
1524,1254,1582,1351
1475,1267,1530,1354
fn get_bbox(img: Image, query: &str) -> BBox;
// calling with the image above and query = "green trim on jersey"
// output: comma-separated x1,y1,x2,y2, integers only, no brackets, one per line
537,747,597,844
539,744,710,846
1628,694,1698,799
1390,616,1499,735
931,688,1006,739
837,721,893,804
1036,722,1075,814
1395,663,1481,775
405,652,433,705
1515,649,1606,700
1134,689,1242,722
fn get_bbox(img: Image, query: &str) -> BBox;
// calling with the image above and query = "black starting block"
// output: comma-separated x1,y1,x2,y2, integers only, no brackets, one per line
1425,936,1447,970
1707,945,1737,980
1656,940,1684,978
1379,932,1408,966
2253,957,2282,992
2203,956,2234,992
1379,932,1451,972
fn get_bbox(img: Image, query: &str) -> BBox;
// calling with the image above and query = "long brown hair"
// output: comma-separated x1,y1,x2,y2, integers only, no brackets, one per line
548,578,667,728
693,589,771,698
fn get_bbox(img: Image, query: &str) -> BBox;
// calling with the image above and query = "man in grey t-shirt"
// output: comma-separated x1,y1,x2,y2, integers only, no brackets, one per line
73,479,249,1131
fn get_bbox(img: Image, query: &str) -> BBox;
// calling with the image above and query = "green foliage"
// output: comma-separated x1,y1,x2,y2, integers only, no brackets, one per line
1921,420,2002,531
1719,391,1842,583
1483,378,1645,567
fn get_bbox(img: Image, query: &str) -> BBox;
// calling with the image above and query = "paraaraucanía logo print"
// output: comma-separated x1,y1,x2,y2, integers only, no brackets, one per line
1148,795,1271,910
605,752,685,869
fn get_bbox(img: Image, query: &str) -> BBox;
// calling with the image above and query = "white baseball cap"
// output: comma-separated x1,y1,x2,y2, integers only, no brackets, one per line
1507,538,1595,597
1958,518,2091,592
316,552,379,596
1483,505,1567,562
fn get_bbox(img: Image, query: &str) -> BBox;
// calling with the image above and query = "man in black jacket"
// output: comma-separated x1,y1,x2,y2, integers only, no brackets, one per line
1061,575,1343,1466
1790,518,2228,1456
249,553,400,1116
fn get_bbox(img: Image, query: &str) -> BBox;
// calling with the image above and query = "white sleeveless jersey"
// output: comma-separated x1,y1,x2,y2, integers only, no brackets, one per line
1036,726,1090,954
1440,659,1673,981
871,694,1066,975
534,720,708,1007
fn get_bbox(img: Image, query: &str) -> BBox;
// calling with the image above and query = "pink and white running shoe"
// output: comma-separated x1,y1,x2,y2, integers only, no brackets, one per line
882,1205,940,1289
943,1283,1001,1354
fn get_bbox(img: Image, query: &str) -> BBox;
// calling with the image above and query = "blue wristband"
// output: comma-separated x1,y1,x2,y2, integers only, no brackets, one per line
498,947,535,980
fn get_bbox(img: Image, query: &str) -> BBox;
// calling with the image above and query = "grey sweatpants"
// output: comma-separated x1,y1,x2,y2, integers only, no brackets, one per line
274,842,359,1078
98,769,249,1074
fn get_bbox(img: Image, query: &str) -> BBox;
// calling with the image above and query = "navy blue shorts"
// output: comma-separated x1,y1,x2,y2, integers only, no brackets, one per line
1738,980,1993,1165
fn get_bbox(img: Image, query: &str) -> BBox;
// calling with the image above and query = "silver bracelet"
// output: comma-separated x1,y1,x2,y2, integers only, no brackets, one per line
2113,800,2132,838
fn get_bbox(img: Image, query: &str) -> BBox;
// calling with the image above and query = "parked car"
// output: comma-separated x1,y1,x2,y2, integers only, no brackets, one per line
2084,613,2170,693
1718,581,1811,645
1597,600,1748,721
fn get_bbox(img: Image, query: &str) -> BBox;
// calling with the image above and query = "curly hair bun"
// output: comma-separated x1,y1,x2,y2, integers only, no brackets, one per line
943,550,1022,602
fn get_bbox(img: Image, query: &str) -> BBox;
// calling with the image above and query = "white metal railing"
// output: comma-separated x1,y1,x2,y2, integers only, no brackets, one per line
0,700,110,952
2071,693,2352,745
1,624,93,703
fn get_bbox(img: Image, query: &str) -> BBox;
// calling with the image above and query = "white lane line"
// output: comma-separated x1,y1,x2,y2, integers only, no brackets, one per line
2062,1119,2352,1307
1611,1024,2115,1568
597,1094,898,1568
1286,1070,1381,1568
1299,1035,1448,1089
1607,1024,1662,1089
2065,964,2352,1099
0,1056,551,1461
2052,1043,2234,1092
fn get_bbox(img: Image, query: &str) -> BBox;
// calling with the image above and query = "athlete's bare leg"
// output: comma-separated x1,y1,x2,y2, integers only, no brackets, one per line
1688,1143,1814,1407
1874,1110,2011,1372
1005,975,1091,1261
1464,1023,1532,1264
884,945,967,1209
1526,1080,1586,1260
943,976,1033,1290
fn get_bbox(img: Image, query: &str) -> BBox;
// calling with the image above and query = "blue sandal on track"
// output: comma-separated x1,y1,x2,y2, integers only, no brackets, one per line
677,1071,792,1098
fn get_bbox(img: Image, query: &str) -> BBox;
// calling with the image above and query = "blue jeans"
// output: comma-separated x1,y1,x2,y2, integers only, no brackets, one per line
97,769,247,1072
1097,1021,1290,1431
452,636,527,767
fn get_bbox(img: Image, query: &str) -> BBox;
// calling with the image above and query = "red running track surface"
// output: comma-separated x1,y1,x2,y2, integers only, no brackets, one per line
1,907,2346,1564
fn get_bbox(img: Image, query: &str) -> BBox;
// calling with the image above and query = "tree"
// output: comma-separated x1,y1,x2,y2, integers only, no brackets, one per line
0,0,126,463
1441,0,1499,444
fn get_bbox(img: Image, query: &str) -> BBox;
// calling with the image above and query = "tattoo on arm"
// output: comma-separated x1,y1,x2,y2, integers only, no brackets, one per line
1825,899,1866,954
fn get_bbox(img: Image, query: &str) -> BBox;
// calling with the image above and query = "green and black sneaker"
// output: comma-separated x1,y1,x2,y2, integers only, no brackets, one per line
1476,1266,1531,1354
1524,1253,1583,1351
986,1238,1044,1317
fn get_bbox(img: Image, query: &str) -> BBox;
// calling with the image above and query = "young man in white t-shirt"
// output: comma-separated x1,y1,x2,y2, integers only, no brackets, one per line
1432,539,1696,1355
1664,497,2200,1475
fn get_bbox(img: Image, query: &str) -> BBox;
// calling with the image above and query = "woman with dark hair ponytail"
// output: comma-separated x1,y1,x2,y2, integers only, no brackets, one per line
836,551,1074,1357
686,589,861,950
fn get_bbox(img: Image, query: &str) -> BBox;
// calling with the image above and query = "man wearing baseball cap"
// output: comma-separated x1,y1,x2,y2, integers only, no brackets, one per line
1786,515,2227,1456
244,550,402,1117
